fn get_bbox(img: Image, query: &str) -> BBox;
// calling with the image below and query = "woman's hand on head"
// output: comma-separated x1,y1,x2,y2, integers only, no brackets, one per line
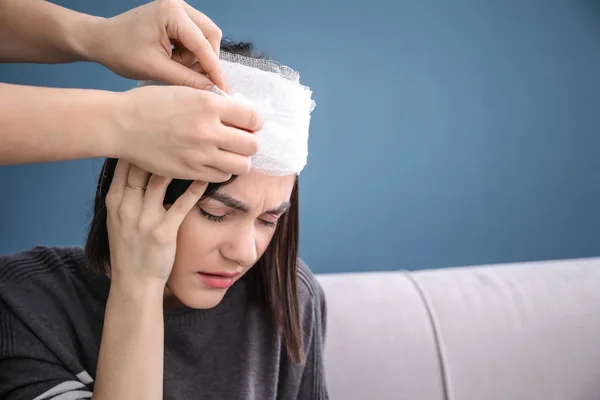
83,0,227,91
105,159,207,286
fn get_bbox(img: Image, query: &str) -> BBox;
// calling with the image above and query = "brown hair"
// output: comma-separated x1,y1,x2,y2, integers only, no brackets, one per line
84,40,303,364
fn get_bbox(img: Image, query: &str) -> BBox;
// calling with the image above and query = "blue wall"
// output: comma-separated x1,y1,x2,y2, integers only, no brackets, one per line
1,0,599,273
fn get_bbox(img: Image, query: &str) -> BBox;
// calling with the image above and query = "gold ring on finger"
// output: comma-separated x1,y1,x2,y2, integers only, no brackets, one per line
126,183,147,190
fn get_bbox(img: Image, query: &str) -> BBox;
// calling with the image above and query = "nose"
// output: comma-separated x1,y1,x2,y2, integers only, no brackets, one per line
220,223,258,268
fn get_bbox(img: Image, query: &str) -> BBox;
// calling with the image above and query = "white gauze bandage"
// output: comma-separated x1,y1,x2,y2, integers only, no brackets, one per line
138,51,316,176
213,52,316,176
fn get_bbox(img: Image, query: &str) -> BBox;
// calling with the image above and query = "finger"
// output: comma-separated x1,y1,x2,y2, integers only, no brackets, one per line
191,165,232,183
181,1,222,57
106,159,131,207
171,47,197,68
142,174,173,214
152,56,215,89
163,180,209,231
173,11,228,91
127,164,152,188
120,164,151,222
215,126,260,157
123,163,151,203
207,149,252,176
219,99,264,132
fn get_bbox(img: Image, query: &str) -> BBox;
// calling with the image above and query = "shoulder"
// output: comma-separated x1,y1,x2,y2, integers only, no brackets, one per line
296,258,326,309
0,246,91,307
0,245,100,349
295,259,328,396
296,258,327,336
0,245,86,286
0,248,96,399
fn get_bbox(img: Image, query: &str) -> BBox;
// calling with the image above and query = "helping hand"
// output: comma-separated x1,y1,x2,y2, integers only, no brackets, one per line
114,84,263,182
84,0,227,91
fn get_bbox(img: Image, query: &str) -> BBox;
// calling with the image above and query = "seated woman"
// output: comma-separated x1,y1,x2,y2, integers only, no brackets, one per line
0,40,328,400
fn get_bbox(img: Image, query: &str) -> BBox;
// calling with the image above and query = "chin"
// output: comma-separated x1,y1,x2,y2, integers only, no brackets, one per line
170,285,228,310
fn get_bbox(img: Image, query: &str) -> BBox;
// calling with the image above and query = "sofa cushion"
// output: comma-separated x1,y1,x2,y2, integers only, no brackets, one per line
412,257,600,400
318,271,446,400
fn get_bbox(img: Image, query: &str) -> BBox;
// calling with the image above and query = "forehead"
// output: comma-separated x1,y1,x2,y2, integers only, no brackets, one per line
217,170,296,207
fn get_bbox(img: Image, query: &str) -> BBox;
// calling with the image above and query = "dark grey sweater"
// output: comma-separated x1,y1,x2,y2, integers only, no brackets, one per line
0,246,328,400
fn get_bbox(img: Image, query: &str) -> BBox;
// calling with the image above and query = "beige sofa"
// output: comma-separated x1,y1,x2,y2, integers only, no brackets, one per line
317,257,600,400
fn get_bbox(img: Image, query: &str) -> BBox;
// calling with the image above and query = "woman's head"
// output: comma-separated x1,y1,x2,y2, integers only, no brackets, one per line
164,170,297,309
85,40,305,363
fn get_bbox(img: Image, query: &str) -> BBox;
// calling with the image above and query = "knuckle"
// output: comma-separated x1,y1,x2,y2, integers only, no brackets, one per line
156,0,177,14
157,0,178,9
150,226,171,246
182,155,200,171
186,154,207,173
201,95,221,113
200,125,221,146
105,192,118,210
212,27,223,40
182,74,200,89
136,217,153,233
117,202,137,222
187,133,206,153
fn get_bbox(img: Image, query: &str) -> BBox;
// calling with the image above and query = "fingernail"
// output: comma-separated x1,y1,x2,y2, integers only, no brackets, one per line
204,84,214,91
211,85,230,98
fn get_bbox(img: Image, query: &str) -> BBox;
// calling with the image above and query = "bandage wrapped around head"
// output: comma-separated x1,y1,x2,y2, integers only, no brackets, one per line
215,52,316,176
139,51,316,176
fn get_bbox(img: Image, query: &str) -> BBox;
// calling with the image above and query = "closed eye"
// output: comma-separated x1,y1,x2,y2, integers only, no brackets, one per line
259,219,277,229
199,208,227,222
200,208,278,229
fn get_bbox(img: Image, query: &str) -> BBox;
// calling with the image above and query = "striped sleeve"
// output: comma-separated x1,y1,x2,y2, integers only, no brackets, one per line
0,298,94,400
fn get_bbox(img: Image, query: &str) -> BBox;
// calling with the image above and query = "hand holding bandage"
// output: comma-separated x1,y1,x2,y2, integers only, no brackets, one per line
136,50,316,181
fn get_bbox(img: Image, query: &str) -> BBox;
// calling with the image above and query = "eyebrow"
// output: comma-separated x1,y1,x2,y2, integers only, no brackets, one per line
208,192,291,215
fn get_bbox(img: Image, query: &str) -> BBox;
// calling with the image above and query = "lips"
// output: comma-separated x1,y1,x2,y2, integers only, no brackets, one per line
196,271,241,289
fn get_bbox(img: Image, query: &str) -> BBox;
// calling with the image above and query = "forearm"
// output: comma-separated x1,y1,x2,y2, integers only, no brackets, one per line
0,0,101,63
93,280,165,400
0,83,123,165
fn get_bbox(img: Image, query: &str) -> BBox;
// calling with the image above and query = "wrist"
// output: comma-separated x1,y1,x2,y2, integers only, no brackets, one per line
107,90,138,160
109,273,166,304
70,14,107,63
84,90,128,160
